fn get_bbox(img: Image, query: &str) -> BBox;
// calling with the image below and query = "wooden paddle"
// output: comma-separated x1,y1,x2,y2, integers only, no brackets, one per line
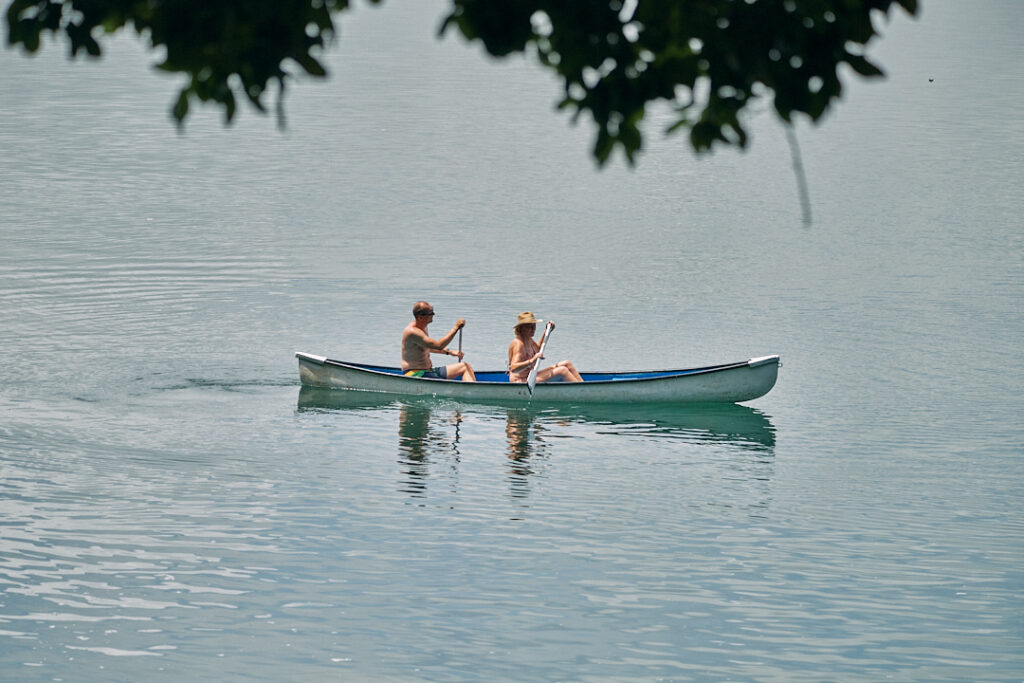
527,321,554,396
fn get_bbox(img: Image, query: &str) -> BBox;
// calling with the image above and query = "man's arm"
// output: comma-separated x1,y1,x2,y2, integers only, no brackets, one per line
412,320,465,353
430,319,465,352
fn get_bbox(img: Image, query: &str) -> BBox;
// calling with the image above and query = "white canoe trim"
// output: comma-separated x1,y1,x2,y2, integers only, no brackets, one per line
295,352,780,404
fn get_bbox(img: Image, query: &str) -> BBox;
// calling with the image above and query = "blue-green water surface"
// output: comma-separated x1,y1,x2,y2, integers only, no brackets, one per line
1,1,1022,680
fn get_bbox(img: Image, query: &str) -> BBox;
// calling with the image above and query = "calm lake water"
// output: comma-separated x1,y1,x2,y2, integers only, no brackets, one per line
1,1,1022,680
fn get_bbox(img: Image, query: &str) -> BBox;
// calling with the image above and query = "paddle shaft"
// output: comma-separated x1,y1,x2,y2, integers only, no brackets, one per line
527,322,554,395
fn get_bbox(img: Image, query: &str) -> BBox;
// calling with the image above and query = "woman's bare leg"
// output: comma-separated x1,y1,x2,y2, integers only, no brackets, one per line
558,360,583,382
537,362,582,383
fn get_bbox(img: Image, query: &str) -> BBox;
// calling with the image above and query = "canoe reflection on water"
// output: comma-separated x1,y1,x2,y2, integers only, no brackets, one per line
297,386,776,452
298,387,775,500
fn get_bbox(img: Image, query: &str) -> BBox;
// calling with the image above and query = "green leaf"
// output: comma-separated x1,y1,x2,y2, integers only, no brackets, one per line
846,54,884,78
295,53,326,77
172,90,190,124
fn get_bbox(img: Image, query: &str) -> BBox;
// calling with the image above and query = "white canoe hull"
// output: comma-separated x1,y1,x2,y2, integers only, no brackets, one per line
295,352,780,404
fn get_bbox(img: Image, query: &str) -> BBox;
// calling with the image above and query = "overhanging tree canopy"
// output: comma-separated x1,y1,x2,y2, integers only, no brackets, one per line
5,0,917,164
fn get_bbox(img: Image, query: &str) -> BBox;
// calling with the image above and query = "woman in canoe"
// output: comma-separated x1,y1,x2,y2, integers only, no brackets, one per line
508,312,583,384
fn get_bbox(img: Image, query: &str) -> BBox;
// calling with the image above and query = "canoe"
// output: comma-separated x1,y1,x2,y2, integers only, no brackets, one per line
295,352,780,404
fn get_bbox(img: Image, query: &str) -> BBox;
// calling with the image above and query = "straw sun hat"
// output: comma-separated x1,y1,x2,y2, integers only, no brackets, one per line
514,311,543,330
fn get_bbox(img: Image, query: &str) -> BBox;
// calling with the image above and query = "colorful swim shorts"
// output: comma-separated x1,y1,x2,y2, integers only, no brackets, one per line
403,366,447,379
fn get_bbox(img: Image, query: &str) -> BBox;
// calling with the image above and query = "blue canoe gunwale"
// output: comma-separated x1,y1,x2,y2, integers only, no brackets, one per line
296,352,780,404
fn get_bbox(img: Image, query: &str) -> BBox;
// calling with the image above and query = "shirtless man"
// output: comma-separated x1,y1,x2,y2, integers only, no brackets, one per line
401,301,476,381
507,311,583,383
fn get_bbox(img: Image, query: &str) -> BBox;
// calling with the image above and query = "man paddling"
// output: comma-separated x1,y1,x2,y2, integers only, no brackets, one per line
401,301,476,381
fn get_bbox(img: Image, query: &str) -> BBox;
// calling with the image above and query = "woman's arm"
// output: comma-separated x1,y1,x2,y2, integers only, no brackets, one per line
536,321,554,348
